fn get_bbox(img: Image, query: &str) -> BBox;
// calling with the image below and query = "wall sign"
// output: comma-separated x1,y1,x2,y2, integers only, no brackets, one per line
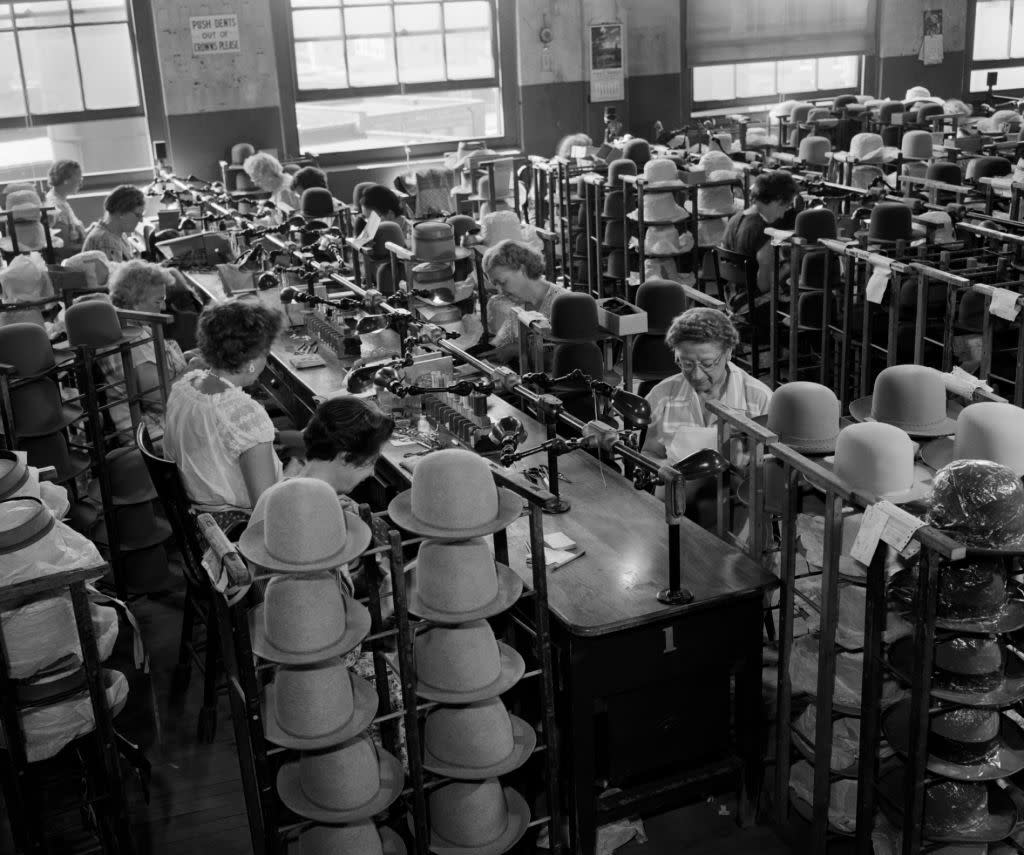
588,23,624,103
190,14,240,56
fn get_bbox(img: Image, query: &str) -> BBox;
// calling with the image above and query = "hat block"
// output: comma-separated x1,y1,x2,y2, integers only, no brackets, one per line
423,780,531,855
849,365,958,437
423,698,536,779
921,402,1024,476
298,822,405,855
415,620,525,703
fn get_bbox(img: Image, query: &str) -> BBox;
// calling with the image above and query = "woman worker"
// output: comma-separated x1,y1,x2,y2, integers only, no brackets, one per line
243,152,301,209
82,184,146,262
45,159,86,249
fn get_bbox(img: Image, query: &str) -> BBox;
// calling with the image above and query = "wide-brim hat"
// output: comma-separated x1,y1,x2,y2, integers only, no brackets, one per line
298,823,405,855
0,497,55,556
848,132,899,163
86,448,157,506
641,158,682,188
817,422,933,504
901,130,935,160
422,700,536,779
876,766,1017,844
277,744,404,824
250,590,371,665
90,501,172,550
798,135,832,166
0,322,57,377
415,621,526,703
883,700,1024,782
754,381,841,453
0,451,30,501
239,509,370,572
921,403,1024,476
420,783,530,855
8,378,81,438
263,667,379,750
966,156,1013,182
849,365,958,437
65,299,133,349
17,433,89,484
628,196,689,225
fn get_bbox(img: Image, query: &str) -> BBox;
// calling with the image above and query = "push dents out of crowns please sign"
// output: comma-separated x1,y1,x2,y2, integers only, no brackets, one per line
190,14,240,56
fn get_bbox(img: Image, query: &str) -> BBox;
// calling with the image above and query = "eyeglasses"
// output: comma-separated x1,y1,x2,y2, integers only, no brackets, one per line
675,351,726,374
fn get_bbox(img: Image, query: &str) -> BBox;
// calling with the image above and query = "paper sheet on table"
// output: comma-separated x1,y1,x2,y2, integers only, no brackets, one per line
527,547,584,571
667,425,717,465
350,211,381,250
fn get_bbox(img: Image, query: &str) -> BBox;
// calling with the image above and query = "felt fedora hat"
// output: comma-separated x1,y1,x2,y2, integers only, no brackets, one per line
798,135,831,166
239,478,372,573
9,377,82,438
877,101,904,123
605,249,626,279
631,333,676,380
415,620,526,703
90,501,172,550
922,402,1024,475
86,448,157,506
883,700,1024,783
300,188,335,219
604,158,637,188
65,299,132,349
277,737,404,823
17,433,89,484
421,780,530,855
407,537,523,624
759,381,841,453
636,278,686,334
446,213,480,244
547,291,601,342
834,94,859,110
0,451,30,501
864,202,914,244
901,130,934,160
628,193,688,225
263,660,379,750
231,143,255,165
601,219,625,248
412,222,469,262
388,449,521,540
927,161,963,184
966,156,1013,182
601,190,625,220
369,222,406,259
823,422,933,504
849,132,897,163
0,322,58,377
621,138,652,168
927,459,1024,553
423,697,536,779
849,364,958,437
640,158,682,188
250,574,372,664
298,822,405,855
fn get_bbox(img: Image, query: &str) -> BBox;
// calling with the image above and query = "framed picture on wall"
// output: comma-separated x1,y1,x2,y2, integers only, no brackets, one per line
589,23,625,102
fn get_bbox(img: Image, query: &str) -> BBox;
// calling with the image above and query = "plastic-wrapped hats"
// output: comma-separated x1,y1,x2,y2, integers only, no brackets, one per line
422,779,530,855
928,460,1024,551
414,620,525,704
1,190,59,252
849,365,958,437
828,422,933,504
922,402,1024,475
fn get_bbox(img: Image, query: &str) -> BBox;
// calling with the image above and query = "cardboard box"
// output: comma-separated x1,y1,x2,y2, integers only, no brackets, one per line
596,297,648,336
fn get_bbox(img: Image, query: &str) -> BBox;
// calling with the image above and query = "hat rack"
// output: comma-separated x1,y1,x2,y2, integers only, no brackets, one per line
0,203,59,265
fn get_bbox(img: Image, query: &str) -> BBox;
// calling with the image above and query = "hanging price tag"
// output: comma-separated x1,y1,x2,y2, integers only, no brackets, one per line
849,503,887,566
865,264,892,304
942,366,994,399
989,287,1021,322
849,501,926,565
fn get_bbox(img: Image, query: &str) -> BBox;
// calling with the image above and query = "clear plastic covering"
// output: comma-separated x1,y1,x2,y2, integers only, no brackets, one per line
927,459,1024,549
789,760,858,832
793,704,862,771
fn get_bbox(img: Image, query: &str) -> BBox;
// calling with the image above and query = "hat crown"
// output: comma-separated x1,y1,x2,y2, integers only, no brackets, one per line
798,135,831,165
300,737,380,810
371,221,406,255
300,187,334,218
869,365,949,431
696,150,734,173
834,422,916,499
834,94,858,110
926,161,962,184
901,130,933,159
65,299,124,348
445,214,479,242
602,219,624,246
299,821,383,855
789,102,814,122
794,208,837,242
953,402,1024,475
274,660,355,738
425,697,515,769
850,133,885,162
767,382,840,446
410,448,499,533
416,537,500,615
0,322,54,375
636,278,685,328
966,156,1012,181
905,86,931,101
416,620,501,694
643,158,679,183
929,459,1024,547
606,158,637,185
549,291,600,341
261,478,352,568
867,202,913,242
263,574,348,654
412,221,457,260
697,170,739,215
602,190,625,218
430,779,509,847
103,448,156,499
230,142,255,165
878,101,903,122
622,139,651,167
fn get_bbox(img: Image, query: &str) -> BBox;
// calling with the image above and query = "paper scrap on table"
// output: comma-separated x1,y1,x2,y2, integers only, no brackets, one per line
865,266,891,304
350,211,381,249
543,531,576,550
848,501,925,566
527,547,584,571
989,286,1022,322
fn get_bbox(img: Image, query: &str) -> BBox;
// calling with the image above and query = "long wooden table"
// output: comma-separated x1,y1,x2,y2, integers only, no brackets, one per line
187,270,778,854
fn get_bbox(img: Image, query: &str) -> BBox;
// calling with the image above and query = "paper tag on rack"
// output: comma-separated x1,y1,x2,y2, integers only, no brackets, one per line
628,271,641,286
849,501,926,565
351,211,381,249
943,366,993,399
865,262,892,305
989,287,1021,322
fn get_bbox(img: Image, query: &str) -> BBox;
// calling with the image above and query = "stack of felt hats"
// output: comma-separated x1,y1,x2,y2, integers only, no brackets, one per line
631,278,686,386
239,479,406,846
230,144,257,192
388,450,532,855
545,292,611,421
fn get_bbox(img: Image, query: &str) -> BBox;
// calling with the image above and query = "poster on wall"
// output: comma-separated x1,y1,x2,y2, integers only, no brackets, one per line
589,23,624,103
919,9,943,65
190,13,240,56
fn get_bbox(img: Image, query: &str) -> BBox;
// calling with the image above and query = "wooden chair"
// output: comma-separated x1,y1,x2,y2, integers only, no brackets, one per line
711,246,767,378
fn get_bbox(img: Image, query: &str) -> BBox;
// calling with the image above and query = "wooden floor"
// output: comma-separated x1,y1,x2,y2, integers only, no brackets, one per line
0,569,798,855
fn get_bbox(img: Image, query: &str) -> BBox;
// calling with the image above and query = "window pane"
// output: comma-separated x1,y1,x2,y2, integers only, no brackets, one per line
975,0,1012,60
395,3,439,32
292,8,343,38
693,65,735,102
71,0,127,24
817,55,858,90
970,64,1024,91
341,0,382,5
777,58,815,95
445,30,492,78
0,32,27,116
295,39,347,89
397,34,443,82
19,28,84,113
297,86,502,153
344,5,391,35
735,61,775,98
1012,5,1024,57
77,22,138,108
291,0,337,7
15,1,71,27
0,6,11,29
346,36,397,86
443,1,489,30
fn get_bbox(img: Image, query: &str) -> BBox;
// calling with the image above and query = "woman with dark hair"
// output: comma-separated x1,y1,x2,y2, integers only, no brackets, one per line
722,170,799,294
163,299,284,515
360,184,409,234
82,184,146,262
45,159,85,249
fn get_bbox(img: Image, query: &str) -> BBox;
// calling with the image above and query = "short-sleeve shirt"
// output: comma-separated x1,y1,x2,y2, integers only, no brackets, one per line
81,221,137,263
490,280,561,349
162,369,282,511
100,325,188,434
644,362,772,454
45,189,85,248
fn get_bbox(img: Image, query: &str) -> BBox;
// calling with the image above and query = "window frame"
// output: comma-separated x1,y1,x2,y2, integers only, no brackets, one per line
0,0,146,131
966,0,1024,94
689,54,863,115
273,0,518,166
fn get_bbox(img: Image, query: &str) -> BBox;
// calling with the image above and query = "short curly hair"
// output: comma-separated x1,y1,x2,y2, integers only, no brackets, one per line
360,184,403,217
750,171,799,205
197,300,283,372
104,185,145,216
243,152,287,192
482,239,544,280
665,307,739,351
292,166,328,194
555,133,593,160
108,260,174,309
303,397,395,464
48,159,81,189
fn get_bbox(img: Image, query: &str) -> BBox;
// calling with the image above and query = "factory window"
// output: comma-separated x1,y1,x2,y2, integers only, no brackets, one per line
286,0,513,160
970,0,1024,93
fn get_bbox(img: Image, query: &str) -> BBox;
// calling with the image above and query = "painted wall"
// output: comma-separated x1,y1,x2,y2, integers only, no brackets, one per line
876,0,968,100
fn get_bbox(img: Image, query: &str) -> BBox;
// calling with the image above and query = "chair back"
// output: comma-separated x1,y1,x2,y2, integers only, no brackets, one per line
712,246,763,377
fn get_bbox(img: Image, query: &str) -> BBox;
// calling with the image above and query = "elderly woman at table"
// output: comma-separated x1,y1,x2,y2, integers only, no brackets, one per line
163,299,284,525
103,260,189,435
45,159,85,249
243,152,300,210
82,185,146,262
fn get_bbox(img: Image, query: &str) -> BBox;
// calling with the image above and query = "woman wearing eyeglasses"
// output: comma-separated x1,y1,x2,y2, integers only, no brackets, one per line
643,307,771,464
82,184,146,262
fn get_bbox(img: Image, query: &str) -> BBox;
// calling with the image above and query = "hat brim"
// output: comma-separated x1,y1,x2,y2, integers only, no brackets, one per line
848,396,958,437
406,560,524,625
387,486,523,541
888,636,1024,707
16,403,83,438
919,436,954,471
416,786,531,855
91,507,172,550
888,568,1024,634
262,670,379,750
876,767,1017,843
276,746,404,824
627,210,689,225
683,198,745,218
814,456,934,504
411,247,472,263
237,509,371,573
249,596,371,665
416,640,526,704
87,478,157,507
750,414,839,454
422,713,537,779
